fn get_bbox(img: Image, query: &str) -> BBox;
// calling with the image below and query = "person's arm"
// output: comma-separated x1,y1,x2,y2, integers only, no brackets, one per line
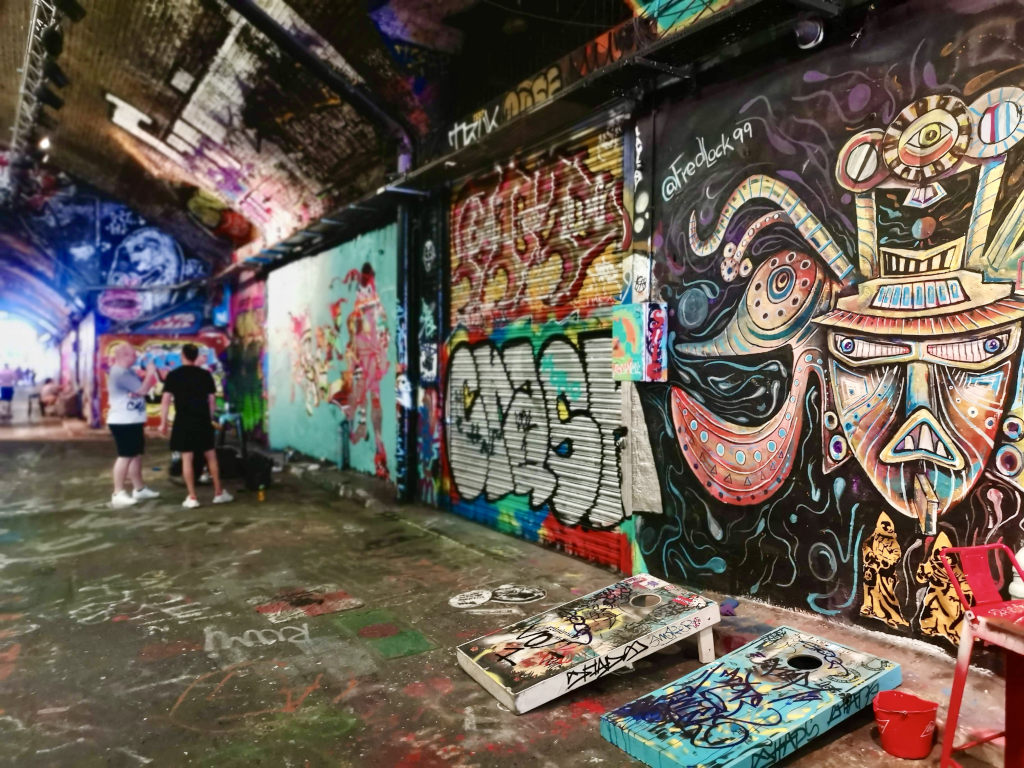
159,391,172,436
208,393,217,420
133,361,159,395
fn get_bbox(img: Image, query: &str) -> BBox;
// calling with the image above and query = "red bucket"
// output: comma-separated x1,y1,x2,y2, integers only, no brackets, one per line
873,690,938,760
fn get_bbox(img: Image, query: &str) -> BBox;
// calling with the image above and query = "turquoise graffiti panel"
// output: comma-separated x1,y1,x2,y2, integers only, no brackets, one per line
267,225,398,480
601,627,901,767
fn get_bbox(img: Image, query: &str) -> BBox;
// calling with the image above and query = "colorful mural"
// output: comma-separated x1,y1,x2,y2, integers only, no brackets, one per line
97,334,229,428
0,168,211,332
633,0,1024,648
267,225,398,480
226,274,268,443
445,128,632,569
410,201,447,507
59,330,77,394
77,313,97,426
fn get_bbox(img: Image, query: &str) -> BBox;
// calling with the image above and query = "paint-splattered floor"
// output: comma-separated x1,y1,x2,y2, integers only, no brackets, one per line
0,424,1005,767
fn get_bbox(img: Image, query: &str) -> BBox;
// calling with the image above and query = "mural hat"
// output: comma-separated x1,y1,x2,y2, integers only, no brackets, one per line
816,89,1024,337
815,237,1024,337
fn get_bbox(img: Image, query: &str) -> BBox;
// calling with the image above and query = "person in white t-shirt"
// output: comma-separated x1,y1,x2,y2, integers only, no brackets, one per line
106,343,161,508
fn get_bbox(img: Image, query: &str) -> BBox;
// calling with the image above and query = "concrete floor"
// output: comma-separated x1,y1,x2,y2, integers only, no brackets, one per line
0,409,1007,766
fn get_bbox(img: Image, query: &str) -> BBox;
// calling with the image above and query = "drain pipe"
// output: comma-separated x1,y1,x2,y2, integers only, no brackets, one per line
220,0,414,173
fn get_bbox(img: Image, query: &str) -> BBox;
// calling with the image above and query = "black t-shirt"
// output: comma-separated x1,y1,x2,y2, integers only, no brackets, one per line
164,365,216,427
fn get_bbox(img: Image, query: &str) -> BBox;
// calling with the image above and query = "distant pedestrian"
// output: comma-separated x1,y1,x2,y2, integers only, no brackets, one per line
39,378,60,415
160,344,233,508
106,343,161,508
0,364,15,420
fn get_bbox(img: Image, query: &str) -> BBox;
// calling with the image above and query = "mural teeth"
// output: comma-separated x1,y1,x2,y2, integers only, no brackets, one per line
936,441,949,459
904,434,915,451
919,426,934,453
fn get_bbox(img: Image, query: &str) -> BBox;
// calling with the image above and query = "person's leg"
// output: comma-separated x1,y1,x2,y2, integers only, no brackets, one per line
128,455,144,490
204,448,223,497
113,457,131,494
181,452,197,499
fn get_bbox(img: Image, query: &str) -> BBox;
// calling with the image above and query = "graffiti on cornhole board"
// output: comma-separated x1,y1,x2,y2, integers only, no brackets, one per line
600,626,901,768
457,575,720,714
250,585,363,624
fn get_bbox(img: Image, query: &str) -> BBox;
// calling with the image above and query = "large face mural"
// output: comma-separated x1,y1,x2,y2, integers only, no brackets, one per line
820,89,1024,526
636,1,1024,648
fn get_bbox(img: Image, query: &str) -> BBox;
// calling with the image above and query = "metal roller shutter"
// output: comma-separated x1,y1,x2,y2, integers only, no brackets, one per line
446,127,628,556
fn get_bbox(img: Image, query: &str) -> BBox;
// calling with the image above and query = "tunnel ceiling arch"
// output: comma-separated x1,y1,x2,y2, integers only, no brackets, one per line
0,0,637,335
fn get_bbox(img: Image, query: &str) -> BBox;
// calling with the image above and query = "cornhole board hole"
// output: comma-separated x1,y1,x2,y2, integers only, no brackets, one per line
601,626,902,768
456,574,719,714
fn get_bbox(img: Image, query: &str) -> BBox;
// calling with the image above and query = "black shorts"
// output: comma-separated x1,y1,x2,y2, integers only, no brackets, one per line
170,421,215,454
110,423,145,457
0,387,13,402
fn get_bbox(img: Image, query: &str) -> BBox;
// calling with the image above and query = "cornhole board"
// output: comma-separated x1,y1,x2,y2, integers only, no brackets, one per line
601,626,902,768
456,574,719,714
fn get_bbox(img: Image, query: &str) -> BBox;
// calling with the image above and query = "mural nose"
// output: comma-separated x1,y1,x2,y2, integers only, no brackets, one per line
881,408,963,470
905,361,931,415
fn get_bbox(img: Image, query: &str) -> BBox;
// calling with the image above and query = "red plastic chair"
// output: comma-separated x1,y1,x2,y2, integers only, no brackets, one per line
939,542,1024,767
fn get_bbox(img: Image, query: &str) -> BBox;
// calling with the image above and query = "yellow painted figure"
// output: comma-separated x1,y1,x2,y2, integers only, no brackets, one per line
861,512,909,628
916,531,972,644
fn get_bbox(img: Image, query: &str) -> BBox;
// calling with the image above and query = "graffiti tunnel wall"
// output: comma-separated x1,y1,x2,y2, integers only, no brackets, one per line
267,225,399,480
445,127,633,570
631,0,1024,651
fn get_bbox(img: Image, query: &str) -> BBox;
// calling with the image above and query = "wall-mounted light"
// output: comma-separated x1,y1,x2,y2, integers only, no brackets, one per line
795,17,825,50
38,136,51,151
790,17,823,49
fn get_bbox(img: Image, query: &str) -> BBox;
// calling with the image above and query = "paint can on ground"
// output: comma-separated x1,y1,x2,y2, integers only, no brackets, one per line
873,690,937,759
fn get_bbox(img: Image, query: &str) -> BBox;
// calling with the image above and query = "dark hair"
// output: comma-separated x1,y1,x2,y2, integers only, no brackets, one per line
182,344,200,362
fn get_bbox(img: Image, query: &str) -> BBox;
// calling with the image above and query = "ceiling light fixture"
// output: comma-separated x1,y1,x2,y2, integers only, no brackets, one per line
53,0,86,22
38,136,51,151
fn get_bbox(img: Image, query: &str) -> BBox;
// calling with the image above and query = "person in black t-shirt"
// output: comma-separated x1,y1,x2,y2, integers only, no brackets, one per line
159,344,234,509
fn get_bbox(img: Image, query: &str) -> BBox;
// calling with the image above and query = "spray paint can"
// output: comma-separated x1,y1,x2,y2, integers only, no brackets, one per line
258,485,265,502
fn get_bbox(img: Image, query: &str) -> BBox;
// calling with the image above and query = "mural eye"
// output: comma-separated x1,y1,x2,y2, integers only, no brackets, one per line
832,334,911,361
905,122,953,151
927,333,1011,364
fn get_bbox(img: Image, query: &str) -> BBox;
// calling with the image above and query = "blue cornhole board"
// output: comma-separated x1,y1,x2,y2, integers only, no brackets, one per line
600,626,901,768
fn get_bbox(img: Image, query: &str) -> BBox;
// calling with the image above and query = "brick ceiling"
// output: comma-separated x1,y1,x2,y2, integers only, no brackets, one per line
0,0,635,335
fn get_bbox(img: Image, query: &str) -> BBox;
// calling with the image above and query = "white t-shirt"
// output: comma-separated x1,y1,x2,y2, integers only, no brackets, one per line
0,369,15,387
107,365,147,425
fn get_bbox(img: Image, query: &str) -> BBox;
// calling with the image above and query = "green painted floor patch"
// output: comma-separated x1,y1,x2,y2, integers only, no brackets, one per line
331,609,436,659
197,706,362,767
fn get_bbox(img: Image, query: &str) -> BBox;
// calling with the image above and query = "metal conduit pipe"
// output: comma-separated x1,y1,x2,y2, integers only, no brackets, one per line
219,0,415,173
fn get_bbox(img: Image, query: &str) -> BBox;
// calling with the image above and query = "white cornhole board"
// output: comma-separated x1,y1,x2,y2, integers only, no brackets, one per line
601,626,902,767
456,574,719,714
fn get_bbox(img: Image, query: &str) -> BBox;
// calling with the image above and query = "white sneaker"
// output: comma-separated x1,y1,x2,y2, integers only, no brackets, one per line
182,496,200,509
111,491,137,509
132,487,160,501
212,491,234,504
